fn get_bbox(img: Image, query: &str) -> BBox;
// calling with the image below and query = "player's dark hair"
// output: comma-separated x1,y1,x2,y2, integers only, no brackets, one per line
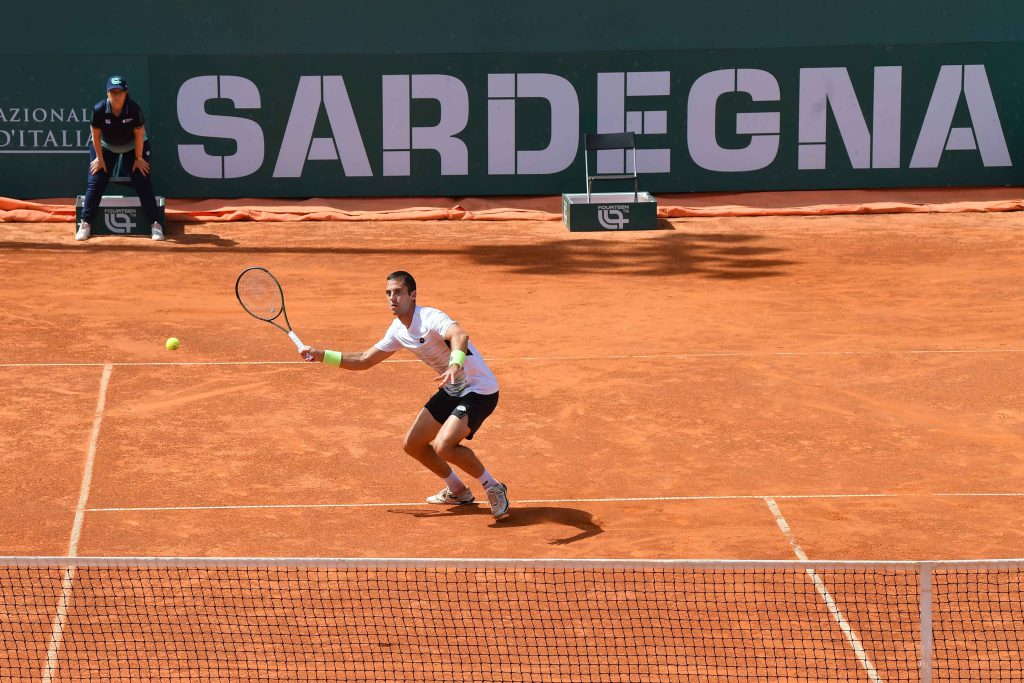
387,271,416,294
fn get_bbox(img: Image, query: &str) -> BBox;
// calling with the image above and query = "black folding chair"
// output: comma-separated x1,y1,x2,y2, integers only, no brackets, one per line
584,132,638,202
109,154,133,188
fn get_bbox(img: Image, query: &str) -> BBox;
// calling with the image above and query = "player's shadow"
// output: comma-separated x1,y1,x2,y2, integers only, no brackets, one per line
389,505,604,545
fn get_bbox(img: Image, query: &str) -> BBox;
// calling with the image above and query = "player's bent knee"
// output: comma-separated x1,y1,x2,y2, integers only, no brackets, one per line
402,437,428,457
431,440,455,461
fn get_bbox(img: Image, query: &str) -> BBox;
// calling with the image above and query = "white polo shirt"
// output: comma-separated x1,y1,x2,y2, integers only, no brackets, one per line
375,306,499,397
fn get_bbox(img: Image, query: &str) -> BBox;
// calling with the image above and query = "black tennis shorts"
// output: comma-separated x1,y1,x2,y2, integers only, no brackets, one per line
424,390,499,440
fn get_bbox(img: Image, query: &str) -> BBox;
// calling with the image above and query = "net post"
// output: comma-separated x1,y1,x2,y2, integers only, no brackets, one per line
919,562,934,683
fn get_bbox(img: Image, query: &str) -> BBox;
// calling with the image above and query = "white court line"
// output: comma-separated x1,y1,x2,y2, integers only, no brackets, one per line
765,497,883,683
86,490,1024,514
932,492,1024,497
1,347,1023,369
66,363,113,554
42,364,112,682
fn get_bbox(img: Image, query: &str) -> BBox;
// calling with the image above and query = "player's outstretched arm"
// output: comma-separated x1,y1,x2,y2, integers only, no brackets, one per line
299,344,394,370
433,323,469,387
445,323,469,353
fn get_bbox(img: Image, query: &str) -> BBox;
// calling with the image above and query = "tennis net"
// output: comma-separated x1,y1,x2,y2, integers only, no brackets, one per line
0,557,1021,681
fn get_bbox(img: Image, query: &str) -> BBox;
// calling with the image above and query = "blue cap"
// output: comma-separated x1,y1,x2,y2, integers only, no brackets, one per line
106,75,128,92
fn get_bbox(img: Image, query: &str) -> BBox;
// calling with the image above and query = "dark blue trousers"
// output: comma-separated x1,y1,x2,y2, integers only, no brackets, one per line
81,141,160,225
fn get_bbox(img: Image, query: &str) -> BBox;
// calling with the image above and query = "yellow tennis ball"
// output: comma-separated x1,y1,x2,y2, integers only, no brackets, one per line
165,337,180,351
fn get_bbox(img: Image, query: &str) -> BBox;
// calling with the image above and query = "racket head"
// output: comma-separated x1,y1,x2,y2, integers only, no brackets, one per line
235,267,288,324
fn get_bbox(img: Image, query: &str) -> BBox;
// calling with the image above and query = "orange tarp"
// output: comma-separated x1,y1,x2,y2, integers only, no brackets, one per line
1,187,1022,223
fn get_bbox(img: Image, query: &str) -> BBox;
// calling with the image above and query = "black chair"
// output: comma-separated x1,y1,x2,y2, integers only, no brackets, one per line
584,132,638,202
108,154,133,188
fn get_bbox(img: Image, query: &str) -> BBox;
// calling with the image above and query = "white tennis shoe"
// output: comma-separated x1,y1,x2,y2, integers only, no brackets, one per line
151,222,165,241
486,482,510,520
426,487,475,505
75,221,91,241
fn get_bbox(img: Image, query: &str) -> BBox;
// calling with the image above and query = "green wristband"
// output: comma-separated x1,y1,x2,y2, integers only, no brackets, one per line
449,349,466,367
323,350,343,367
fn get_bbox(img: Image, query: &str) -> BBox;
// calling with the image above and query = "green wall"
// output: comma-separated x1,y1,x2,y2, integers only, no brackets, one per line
2,3,1022,198
6,1,1024,54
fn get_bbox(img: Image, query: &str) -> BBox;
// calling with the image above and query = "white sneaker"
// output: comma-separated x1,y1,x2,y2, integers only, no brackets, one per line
485,482,510,520
75,221,91,241
151,221,164,241
426,486,475,505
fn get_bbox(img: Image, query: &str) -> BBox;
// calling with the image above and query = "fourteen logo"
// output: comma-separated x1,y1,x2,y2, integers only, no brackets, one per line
597,207,628,230
104,210,136,234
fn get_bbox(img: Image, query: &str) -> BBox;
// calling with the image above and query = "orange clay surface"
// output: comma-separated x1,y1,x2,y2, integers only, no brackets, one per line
0,211,1022,561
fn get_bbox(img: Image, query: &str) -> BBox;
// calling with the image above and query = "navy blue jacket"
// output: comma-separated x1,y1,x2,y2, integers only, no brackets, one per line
90,97,145,148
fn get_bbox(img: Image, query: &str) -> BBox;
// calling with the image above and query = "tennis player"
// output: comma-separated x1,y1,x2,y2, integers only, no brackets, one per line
299,271,510,520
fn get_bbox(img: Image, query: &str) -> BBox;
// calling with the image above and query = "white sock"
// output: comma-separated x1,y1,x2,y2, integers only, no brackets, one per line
478,470,499,490
444,471,467,493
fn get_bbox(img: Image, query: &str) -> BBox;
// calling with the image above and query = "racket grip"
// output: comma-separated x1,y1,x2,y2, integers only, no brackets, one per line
287,331,305,351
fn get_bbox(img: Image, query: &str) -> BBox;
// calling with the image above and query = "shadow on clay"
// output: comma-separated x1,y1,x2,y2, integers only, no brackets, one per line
389,504,604,545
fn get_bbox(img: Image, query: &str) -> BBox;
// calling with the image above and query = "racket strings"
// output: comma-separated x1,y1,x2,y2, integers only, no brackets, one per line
237,270,285,321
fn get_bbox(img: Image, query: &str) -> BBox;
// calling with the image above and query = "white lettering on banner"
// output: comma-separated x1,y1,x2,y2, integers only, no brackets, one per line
275,76,372,178
596,71,671,173
382,75,469,176
177,75,265,178
688,69,781,172
0,103,93,153
487,73,579,175
487,74,514,175
910,65,1011,168
381,75,411,176
60,130,90,147
798,67,902,169
169,64,1012,182
0,128,90,149
0,108,89,124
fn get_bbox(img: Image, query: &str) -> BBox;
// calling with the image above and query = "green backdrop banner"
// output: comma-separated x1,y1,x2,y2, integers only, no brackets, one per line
7,1,1024,55
2,44,1021,198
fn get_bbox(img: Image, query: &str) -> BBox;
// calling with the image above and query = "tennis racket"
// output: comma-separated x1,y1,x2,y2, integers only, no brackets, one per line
235,267,310,357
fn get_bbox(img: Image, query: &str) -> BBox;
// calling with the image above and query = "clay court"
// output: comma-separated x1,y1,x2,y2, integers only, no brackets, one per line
1,197,1022,679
